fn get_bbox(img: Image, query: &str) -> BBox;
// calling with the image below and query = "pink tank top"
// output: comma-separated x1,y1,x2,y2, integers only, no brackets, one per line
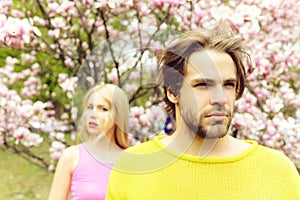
70,144,112,200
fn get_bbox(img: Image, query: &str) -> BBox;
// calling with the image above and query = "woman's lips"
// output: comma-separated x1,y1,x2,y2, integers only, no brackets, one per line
88,122,98,128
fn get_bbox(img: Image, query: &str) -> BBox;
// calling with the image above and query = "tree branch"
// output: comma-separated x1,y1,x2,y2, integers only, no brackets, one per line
129,83,161,105
33,0,52,29
98,9,120,86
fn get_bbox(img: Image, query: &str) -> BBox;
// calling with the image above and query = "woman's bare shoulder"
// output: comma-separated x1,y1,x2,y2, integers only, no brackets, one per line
58,145,80,167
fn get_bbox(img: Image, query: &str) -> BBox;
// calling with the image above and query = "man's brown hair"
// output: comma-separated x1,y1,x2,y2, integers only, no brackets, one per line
157,24,250,118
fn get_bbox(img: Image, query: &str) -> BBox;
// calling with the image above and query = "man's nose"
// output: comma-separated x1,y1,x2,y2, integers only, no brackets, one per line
210,85,226,105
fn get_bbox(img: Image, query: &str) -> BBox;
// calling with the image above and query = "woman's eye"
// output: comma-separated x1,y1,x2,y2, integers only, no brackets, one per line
101,108,108,111
87,105,93,109
224,83,235,87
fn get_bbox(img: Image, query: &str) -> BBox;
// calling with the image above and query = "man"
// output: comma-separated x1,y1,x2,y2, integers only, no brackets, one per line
106,24,300,199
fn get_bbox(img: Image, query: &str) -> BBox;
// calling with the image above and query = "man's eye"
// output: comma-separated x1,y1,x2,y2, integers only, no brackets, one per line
87,105,93,109
194,83,208,87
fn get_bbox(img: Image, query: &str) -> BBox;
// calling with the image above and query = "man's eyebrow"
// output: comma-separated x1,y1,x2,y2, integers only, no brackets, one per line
190,78,214,84
190,78,237,84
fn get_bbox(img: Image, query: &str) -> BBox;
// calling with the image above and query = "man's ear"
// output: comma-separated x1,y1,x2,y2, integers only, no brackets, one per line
166,89,178,103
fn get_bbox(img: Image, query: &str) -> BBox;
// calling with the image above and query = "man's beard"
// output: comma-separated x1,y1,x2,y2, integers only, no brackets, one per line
181,106,232,139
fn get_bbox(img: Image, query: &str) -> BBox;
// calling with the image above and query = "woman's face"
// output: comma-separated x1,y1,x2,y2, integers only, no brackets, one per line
85,91,116,136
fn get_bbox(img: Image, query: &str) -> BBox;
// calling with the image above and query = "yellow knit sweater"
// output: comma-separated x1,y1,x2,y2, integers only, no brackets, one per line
106,136,300,200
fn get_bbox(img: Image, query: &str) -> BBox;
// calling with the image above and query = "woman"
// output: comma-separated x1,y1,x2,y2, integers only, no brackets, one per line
48,83,129,200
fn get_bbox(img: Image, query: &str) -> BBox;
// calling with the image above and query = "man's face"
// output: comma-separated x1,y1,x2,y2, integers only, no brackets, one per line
178,49,237,139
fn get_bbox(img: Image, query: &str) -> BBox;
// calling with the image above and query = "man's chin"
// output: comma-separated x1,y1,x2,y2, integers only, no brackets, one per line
195,125,229,139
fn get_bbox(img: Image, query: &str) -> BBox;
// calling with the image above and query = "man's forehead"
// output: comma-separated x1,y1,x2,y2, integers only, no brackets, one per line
185,50,236,80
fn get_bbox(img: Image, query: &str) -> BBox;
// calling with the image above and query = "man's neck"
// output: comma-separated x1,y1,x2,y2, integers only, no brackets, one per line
161,127,250,157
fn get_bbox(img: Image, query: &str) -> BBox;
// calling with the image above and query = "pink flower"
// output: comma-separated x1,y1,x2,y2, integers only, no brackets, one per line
31,63,40,74
129,117,140,127
236,4,261,21
64,58,74,67
58,73,68,82
49,141,66,161
48,29,60,38
13,127,30,141
254,87,270,99
264,97,284,113
139,114,151,127
60,1,75,13
0,14,6,27
129,71,140,81
11,10,24,18
130,106,144,118
5,17,31,42
0,83,8,97
48,3,61,14
152,0,164,8
107,68,118,83
21,53,35,63
33,101,46,112
82,42,88,50
0,0,13,9
146,105,166,121
23,133,43,147
6,56,18,66
71,107,78,121
7,100,17,114
140,4,150,16
59,77,78,93
210,5,232,21
19,103,34,118
125,83,137,94
51,17,66,29
54,132,65,141
61,113,69,120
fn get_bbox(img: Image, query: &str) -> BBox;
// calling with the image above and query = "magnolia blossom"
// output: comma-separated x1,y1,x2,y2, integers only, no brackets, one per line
13,127,30,142
139,114,151,127
236,4,262,21
64,57,74,68
107,68,118,83
210,5,232,21
59,76,78,96
125,83,138,94
21,53,35,63
129,105,167,143
1,17,33,46
130,106,144,118
1,55,73,170
51,17,66,30
49,141,66,161
264,96,284,113
22,133,43,147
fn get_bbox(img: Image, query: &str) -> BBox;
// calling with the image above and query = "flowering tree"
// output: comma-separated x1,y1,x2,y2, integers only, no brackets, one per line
0,0,299,171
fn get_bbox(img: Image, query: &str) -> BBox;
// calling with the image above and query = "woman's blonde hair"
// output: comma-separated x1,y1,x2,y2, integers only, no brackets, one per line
78,83,129,148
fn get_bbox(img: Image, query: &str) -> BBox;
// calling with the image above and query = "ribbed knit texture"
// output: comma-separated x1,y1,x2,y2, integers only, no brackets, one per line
106,135,300,200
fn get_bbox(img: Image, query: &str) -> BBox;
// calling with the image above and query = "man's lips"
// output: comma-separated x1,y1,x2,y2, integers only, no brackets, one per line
205,112,228,121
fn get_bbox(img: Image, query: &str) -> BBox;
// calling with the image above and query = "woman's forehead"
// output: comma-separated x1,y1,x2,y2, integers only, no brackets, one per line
88,92,111,106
